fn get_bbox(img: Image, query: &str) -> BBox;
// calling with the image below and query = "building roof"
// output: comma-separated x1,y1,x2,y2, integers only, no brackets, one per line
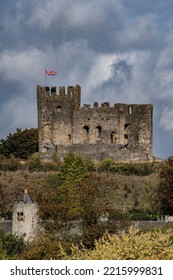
20,189,32,204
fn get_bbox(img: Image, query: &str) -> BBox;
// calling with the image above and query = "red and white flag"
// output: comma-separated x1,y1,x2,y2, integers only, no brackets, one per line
45,69,57,76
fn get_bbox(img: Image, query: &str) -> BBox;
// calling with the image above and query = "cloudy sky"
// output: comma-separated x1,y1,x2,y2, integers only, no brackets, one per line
1,0,173,159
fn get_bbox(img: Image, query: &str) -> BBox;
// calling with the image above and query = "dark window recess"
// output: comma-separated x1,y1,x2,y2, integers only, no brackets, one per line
96,125,102,137
56,106,61,112
110,131,116,143
83,125,89,134
124,134,128,139
17,212,24,221
124,123,130,129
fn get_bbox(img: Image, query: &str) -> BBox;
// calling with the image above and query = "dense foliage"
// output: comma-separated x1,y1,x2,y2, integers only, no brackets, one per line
0,128,38,159
0,149,167,260
159,156,173,215
37,152,128,247
61,227,173,260
0,230,25,259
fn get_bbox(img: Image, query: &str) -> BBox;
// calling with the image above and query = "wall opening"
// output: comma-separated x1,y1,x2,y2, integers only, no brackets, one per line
56,106,61,112
83,125,89,134
124,123,130,129
110,131,116,143
81,126,90,143
68,134,72,142
17,212,24,222
129,106,132,115
124,123,130,145
96,125,102,140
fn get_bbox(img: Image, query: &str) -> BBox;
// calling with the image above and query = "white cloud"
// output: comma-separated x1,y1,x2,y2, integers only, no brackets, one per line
160,107,173,134
0,48,46,84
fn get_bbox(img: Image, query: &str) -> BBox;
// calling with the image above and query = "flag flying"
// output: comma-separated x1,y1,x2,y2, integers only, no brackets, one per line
45,69,57,76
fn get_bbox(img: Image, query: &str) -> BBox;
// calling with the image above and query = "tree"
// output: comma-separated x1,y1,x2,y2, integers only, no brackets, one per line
158,156,173,215
0,175,25,219
41,173,128,247
58,152,87,185
0,128,38,159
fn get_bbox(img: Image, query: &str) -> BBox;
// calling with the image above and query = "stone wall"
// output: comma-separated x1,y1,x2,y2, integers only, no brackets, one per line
0,220,12,234
54,143,152,162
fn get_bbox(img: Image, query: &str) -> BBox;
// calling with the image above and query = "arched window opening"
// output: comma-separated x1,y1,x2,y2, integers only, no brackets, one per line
56,106,61,112
96,125,102,139
81,125,90,143
83,125,89,134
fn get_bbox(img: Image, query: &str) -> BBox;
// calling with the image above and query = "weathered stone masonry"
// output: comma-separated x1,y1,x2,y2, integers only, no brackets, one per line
37,84,153,162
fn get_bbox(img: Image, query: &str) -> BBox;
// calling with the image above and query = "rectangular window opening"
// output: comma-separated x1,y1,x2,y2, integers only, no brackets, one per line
17,212,24,221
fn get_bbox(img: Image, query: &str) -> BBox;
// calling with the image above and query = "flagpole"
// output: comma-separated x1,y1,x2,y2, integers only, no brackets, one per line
45,68,46,87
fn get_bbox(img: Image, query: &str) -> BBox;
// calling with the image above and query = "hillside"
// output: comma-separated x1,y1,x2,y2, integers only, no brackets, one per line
0,169,160,220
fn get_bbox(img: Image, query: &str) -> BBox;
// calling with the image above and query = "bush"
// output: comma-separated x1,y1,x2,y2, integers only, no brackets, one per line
28,153,43,172
127,209,158,221
98,159,115,172
98,160,158,176
0,230,25,258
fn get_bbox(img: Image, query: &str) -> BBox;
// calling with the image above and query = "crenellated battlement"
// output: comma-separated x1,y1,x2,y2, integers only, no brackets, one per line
81,102,152,114
37,84,81,98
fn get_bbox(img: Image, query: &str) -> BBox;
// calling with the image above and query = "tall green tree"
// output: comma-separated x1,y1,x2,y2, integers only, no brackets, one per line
0,128,38,159
58,152,87,185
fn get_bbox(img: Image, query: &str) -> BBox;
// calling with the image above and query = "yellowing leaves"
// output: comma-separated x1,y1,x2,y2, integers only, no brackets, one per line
61,227,173,260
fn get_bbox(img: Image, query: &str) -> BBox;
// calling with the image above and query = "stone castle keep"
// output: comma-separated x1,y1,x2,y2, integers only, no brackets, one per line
37,84,153,162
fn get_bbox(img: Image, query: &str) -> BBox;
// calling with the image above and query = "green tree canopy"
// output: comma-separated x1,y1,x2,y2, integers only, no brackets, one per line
0,128,38,159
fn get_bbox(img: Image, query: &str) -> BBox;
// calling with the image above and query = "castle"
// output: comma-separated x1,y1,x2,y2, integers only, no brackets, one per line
37,84,153,162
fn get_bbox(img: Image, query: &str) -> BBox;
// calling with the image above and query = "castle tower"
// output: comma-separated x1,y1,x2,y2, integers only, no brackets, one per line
37,84,81,152
12,189,39,241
